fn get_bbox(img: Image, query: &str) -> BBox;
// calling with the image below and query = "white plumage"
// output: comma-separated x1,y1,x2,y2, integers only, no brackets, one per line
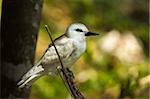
17,23,98,88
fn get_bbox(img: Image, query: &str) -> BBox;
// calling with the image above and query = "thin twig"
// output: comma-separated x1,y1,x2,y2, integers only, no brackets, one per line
56,66,73,98
45,25,65,69
45,25,74,98
45,25,85,99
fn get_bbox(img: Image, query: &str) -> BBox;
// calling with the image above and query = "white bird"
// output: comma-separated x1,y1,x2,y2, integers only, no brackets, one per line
17,23,99,88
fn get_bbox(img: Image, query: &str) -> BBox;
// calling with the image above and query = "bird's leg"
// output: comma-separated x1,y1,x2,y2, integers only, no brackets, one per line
65,68,75,79
56,66,74,79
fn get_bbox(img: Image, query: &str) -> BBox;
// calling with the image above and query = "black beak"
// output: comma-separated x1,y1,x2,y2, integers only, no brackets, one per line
85,32,99,36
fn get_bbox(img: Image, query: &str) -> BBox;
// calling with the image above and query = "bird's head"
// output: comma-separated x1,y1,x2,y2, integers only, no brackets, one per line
66,23,99,40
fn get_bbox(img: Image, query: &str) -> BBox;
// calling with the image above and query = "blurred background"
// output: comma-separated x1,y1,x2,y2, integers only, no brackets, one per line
31,0,149,99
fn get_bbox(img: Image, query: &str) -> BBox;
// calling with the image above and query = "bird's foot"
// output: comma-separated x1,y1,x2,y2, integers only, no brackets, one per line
65,68,75,79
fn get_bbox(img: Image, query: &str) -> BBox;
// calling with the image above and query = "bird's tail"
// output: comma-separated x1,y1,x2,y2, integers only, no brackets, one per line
17,64,44,89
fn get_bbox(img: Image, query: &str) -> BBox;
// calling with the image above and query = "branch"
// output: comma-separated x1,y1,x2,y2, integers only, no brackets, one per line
45,25,85,99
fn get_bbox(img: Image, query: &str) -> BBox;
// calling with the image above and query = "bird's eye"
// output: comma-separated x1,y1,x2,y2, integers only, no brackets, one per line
75,28,83,32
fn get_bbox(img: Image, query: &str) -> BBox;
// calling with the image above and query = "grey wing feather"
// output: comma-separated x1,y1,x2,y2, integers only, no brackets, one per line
41,40,76,66
22,63,44,79
17,63,44,88
33,34,67,65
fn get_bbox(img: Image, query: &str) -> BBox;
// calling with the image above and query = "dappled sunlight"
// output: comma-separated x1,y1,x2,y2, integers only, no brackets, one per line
99,30,144,64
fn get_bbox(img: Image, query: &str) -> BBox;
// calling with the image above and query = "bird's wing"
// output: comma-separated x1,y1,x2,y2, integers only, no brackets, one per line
18,35,75,88
37,34,67,61
20,35,70,79
19,39,76,82
41,39,76,66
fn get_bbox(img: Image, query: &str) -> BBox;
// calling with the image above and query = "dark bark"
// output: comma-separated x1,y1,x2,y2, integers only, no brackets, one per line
1,0,43,98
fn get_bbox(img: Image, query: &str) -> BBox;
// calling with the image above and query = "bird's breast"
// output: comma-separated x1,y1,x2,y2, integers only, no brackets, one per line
64,40,86,66
75,39,86,54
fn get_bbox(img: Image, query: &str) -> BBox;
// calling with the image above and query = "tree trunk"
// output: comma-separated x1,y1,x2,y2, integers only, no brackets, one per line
1,0,43,98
